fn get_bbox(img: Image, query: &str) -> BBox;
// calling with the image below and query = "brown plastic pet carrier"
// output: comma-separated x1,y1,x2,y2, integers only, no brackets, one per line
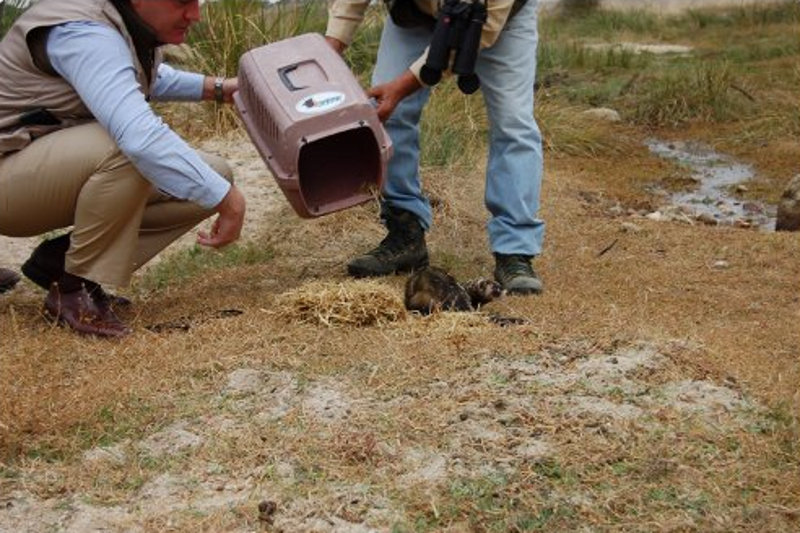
234,33,392,218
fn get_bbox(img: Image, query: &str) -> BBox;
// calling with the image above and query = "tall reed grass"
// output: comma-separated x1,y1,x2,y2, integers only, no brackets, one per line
185,0,328,77
538,40,650,72
626,62,753,127
0,0,26,37
167,0,327,133
557,0,600,15
685,0,800,29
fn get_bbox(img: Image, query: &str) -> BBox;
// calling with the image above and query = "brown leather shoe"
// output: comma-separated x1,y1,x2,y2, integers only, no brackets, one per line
22,234,132,307
87,285,131,326
44,284,131,338
0,267,20,294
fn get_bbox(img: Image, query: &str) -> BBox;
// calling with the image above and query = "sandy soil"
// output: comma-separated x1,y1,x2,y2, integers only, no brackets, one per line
0,343,760,532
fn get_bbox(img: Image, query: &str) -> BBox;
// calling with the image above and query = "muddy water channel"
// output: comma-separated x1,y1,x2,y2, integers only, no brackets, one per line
646,139,776,231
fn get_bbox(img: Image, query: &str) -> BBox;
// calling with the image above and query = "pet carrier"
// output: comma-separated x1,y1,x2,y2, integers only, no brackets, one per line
235,33,392,218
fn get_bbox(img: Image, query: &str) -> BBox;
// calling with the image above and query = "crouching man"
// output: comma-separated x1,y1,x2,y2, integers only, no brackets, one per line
0,0,245,338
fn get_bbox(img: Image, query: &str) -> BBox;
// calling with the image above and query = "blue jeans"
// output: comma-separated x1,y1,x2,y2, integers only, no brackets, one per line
373,0,545,257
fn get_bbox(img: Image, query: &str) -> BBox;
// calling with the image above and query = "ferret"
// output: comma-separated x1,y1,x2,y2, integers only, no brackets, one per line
404,266,503,315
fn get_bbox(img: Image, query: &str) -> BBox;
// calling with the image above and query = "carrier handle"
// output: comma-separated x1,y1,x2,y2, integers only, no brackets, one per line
278,64,308,91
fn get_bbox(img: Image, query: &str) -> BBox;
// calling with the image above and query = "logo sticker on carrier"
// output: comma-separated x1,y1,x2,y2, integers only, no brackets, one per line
295,92,346,114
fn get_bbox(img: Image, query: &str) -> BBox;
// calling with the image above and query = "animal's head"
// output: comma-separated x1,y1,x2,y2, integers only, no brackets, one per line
466,278,504,305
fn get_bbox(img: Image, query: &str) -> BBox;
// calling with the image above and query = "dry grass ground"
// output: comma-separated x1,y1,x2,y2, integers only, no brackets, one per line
1,3,799,531
1,126,798,530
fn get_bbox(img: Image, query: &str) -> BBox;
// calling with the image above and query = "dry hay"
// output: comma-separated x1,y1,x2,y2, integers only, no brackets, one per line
274,279,407,327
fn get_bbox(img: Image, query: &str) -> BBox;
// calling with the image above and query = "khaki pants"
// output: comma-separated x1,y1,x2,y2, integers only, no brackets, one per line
0,122,232,287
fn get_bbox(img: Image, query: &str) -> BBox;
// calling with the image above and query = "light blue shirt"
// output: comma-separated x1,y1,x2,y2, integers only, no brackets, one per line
46,21,230,209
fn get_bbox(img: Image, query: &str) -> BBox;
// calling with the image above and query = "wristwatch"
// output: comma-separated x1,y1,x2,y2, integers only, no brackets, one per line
214,77,225,103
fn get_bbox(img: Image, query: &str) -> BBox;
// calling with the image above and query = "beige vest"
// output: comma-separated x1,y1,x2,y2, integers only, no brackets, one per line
0,0,160,154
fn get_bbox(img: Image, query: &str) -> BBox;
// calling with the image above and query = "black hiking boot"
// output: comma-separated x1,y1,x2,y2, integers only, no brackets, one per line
347,206,429,277
493,253,543,295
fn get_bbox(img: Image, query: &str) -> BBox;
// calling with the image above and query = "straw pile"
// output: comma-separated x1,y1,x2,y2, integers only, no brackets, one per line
274,279,407,327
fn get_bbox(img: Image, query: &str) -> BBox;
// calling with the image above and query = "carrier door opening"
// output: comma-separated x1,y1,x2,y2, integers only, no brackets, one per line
298,127,382,215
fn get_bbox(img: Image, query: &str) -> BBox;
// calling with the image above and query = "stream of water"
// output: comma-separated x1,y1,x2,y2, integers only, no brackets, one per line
646,139,776,231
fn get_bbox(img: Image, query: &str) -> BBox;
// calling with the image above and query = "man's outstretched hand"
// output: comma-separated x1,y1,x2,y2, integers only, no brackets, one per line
197,184,246,248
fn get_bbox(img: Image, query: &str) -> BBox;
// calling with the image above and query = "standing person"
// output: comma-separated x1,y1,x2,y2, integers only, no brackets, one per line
0,0,245,338
325,0,545,294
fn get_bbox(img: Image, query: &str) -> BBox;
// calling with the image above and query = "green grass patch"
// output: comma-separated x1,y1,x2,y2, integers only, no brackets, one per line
720,33,800,63
386,469,580,531
72,399,155,451
548,8,661,39
625,61,754,126
137,241,275,292
175,0,330,133
538,39,651,74
419,79,487,168
685,1,800,29
537,0,799,140
0,0,25,37
536,98,634,157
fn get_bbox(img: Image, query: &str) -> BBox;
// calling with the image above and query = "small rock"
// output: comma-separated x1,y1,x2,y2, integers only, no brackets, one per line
620,222,642,233
83,444,127,465
645,211,665,222
607,204,624,216
695,213,718,226
717,203,735,215
712,260,730,270
580,107,621,122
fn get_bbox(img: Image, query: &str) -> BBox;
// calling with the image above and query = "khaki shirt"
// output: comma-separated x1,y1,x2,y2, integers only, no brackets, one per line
0,0,156,154
325,0,518,84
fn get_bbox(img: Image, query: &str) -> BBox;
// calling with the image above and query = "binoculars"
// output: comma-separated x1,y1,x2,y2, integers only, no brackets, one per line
419,0,487,95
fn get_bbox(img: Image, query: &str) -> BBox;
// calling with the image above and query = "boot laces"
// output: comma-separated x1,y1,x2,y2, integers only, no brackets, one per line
498,255,534,279
371,230,413,259
366,209,423,260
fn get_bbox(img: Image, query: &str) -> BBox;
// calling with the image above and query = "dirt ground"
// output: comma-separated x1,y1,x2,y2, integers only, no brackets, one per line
1,113,798,530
